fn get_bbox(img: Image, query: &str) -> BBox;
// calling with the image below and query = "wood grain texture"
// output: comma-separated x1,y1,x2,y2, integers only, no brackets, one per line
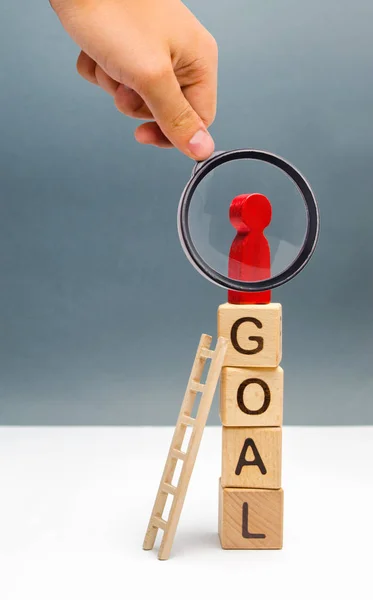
228,193,272,305
219,483,283,549
220,366,283,427
217,303,282,367
221,426,282,488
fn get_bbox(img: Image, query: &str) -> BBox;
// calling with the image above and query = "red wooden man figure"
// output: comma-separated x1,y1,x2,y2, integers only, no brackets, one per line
228,193,272,304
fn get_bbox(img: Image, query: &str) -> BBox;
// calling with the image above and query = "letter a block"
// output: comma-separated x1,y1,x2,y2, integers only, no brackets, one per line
219,484,284,549
221,426,282,488
217,303,282,367
220,366,283,427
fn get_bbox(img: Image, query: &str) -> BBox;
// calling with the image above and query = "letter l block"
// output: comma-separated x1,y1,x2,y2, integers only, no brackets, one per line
219,483,284,549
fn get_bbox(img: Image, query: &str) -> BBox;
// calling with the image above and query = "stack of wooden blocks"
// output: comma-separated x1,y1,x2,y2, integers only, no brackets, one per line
218,302,284,549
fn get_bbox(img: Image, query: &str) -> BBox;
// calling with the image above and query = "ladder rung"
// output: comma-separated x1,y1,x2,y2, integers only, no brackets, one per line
190,381,205,393
162,483,177,495
152,516,168,530
200,348,214,359
171,449,186,461
181,415,196,427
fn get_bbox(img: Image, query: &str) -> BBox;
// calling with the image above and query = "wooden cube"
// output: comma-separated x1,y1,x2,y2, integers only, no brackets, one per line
221,426,282,488
220,366,283,427
217,303,282,367
219,484,283,549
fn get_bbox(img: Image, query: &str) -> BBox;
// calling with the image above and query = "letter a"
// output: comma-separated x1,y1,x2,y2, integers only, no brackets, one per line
235,438,267,476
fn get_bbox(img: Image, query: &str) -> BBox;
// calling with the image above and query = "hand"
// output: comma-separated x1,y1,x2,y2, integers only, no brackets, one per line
51,0,218,160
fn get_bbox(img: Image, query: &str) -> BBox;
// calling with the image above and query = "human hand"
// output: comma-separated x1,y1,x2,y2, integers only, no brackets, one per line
51,0,218,160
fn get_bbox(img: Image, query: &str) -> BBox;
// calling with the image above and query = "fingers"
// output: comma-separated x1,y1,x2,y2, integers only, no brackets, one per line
76,51,98,85
182,81,217,130
95,65,119,96
77,53,154,121
178,35,218,129
135,122,173,148
138,65,215,160
77,43,217,159
77,51,120,97
114,84,153,119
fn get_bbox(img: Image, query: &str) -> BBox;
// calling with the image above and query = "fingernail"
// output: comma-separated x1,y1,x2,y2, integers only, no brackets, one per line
188,129,215,159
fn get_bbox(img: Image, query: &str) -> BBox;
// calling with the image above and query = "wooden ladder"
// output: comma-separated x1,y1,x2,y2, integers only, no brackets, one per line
143,333,228,560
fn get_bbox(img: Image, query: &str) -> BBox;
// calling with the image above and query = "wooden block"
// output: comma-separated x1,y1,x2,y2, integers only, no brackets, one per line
219,483,283,549
217,303,282,367
220,366,283,427
221,426,282,488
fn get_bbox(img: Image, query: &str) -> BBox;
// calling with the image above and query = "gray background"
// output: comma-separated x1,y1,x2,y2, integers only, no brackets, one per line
0,0,372,425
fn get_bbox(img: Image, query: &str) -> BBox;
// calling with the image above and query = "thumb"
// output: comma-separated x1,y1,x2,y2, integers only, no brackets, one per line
139,67,215,160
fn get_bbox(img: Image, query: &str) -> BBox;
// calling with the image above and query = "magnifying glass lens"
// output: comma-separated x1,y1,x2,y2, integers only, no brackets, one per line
188,158,308,284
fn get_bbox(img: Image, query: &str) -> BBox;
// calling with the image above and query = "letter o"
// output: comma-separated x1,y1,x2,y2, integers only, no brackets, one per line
237,378,271,415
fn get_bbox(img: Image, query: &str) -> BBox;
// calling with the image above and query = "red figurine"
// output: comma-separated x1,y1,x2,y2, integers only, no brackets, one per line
228,193,272,304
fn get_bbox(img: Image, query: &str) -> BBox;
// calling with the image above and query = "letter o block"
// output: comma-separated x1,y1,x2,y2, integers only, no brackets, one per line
220,366,283,427
217,303,282,367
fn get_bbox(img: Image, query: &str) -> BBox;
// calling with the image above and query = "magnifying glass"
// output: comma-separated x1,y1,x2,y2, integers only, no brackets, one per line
177,149,320,293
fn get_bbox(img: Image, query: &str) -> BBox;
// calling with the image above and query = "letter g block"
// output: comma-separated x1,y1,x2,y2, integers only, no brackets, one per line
217,303,282,367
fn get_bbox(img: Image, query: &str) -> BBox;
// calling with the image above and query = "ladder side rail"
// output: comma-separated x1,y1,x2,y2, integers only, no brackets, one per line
158,337,228,560
143,333,213,551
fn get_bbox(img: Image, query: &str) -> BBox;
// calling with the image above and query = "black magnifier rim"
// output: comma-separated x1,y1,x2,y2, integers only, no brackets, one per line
178,149,320,292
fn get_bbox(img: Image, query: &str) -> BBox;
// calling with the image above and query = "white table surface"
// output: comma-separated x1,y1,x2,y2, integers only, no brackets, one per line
0,426,372,600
